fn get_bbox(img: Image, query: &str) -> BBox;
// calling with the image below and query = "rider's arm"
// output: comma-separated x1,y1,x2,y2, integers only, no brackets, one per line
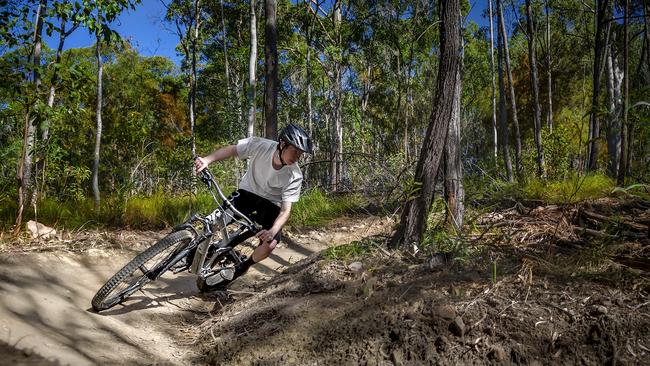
195,145,238,172
256,201,292,243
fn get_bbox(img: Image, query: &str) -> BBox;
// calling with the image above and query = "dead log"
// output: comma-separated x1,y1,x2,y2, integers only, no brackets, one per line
571,226,616,239
581,209,648,232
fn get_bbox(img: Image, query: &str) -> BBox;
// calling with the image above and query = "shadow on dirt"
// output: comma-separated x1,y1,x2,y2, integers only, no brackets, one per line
197,245,650,366
0,251,200,365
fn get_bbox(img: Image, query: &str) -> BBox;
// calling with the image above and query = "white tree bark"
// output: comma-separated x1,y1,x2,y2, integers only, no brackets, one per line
247,0,258,137
488,0,498,160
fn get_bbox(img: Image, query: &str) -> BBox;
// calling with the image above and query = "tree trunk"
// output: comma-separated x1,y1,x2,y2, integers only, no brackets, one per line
588,0,609,172
605,38,622,177
488,0,498,160
390,0,461,252
618,0,629,185
645,0,650,79
44,18,78,141
92,36,103,209
330,2,343,190
220,0,232,138
498,0,522,177
545,0,554,132
189,0,201,176
36,18,79,201
525,0,546,179
444,9,464,232
264,0,278,140
247,0,258,137
497,2,513,183
304,1,314,179
15,0,47,232
361,63,370,155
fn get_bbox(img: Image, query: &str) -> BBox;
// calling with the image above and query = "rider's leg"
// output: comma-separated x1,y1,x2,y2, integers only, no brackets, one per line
233,235,280,278
226,189,282,280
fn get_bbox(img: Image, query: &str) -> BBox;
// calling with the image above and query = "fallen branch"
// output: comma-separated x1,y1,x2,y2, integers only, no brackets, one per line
581,209,648,232
571,226,616,239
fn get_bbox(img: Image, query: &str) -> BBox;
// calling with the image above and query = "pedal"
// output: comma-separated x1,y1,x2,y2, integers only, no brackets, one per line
205,267,235,286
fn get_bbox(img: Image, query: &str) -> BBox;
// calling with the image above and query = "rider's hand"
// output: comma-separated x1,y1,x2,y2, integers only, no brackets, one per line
195,157,209,173
256,229,277,243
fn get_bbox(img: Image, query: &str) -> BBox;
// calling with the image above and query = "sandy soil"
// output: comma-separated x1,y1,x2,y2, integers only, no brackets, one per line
2,196,649,366
0,216,390,365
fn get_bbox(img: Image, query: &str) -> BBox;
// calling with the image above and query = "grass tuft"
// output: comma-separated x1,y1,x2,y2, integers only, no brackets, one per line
467,173,616,207
324,239,374,261
290,188,365,228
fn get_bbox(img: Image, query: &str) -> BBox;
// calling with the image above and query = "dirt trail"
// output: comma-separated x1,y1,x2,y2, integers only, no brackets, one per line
0,215,389,365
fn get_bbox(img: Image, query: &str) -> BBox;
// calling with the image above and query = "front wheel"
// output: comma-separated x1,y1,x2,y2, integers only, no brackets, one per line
91,229,195,312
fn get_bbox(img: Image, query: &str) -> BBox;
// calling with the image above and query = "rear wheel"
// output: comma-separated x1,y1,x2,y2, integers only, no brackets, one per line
91,229,195,312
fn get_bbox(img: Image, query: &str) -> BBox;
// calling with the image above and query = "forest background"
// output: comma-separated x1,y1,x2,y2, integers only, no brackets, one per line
1,0,649,248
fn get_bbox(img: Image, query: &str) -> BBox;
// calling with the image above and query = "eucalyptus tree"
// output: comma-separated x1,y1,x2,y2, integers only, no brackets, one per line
390,0,461,252
525,0,546,178
444,5,464,232
247,0,259,138
544,0,553,131
587,0,610,172
496,0,513,182
14,0,47,232
163,0,205,168
497,0,522,176
43,1,82,142
604,29,622,177
618,0,630,184
79,0,140,209
264,0,278,139
488,0,498,160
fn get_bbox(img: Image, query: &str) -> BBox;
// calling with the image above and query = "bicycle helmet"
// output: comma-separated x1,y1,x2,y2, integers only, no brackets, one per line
279,124,313,154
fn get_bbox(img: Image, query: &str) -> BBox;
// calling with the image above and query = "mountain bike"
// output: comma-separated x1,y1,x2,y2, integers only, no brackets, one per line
91,168,259,312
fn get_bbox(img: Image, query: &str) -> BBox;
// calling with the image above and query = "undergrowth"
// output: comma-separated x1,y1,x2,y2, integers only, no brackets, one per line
323,237,375,261
289,188,365,228
466,173,616,206
1,187,366,231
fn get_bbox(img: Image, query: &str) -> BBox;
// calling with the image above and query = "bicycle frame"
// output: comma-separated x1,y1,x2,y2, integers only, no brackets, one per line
182,169,260,276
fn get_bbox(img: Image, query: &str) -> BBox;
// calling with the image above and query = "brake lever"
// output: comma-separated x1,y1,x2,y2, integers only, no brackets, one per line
199,169,212,187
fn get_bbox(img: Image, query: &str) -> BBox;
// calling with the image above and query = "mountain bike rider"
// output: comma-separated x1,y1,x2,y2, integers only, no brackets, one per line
194,124,313,289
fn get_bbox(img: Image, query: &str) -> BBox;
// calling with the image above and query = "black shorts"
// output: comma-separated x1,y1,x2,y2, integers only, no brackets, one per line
228,189,282,246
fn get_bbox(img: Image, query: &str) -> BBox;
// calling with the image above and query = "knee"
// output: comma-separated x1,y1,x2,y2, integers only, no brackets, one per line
268,239,278,251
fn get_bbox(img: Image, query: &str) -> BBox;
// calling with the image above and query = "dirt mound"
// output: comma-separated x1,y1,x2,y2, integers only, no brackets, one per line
195,254,650,365
194,197,650,365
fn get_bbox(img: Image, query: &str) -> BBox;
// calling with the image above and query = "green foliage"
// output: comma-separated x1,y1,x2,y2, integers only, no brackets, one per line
0,192,219,231
467,173,615,207
520,174,614,204
611,183,650,201
324,238,374,261
290,188,365,228
1,0,648,233
520,124,574,182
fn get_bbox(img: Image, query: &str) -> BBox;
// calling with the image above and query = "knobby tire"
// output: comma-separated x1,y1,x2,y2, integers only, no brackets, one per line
91,229,195,312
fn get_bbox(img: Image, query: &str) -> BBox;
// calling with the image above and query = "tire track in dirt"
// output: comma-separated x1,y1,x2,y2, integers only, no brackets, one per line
0,215,389,365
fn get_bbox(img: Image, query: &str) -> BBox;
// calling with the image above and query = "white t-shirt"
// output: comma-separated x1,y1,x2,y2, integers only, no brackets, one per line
236,137,303,206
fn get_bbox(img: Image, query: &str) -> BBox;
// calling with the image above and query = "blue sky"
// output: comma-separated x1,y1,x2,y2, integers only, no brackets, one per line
43,0,488,66
44,0,182,64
